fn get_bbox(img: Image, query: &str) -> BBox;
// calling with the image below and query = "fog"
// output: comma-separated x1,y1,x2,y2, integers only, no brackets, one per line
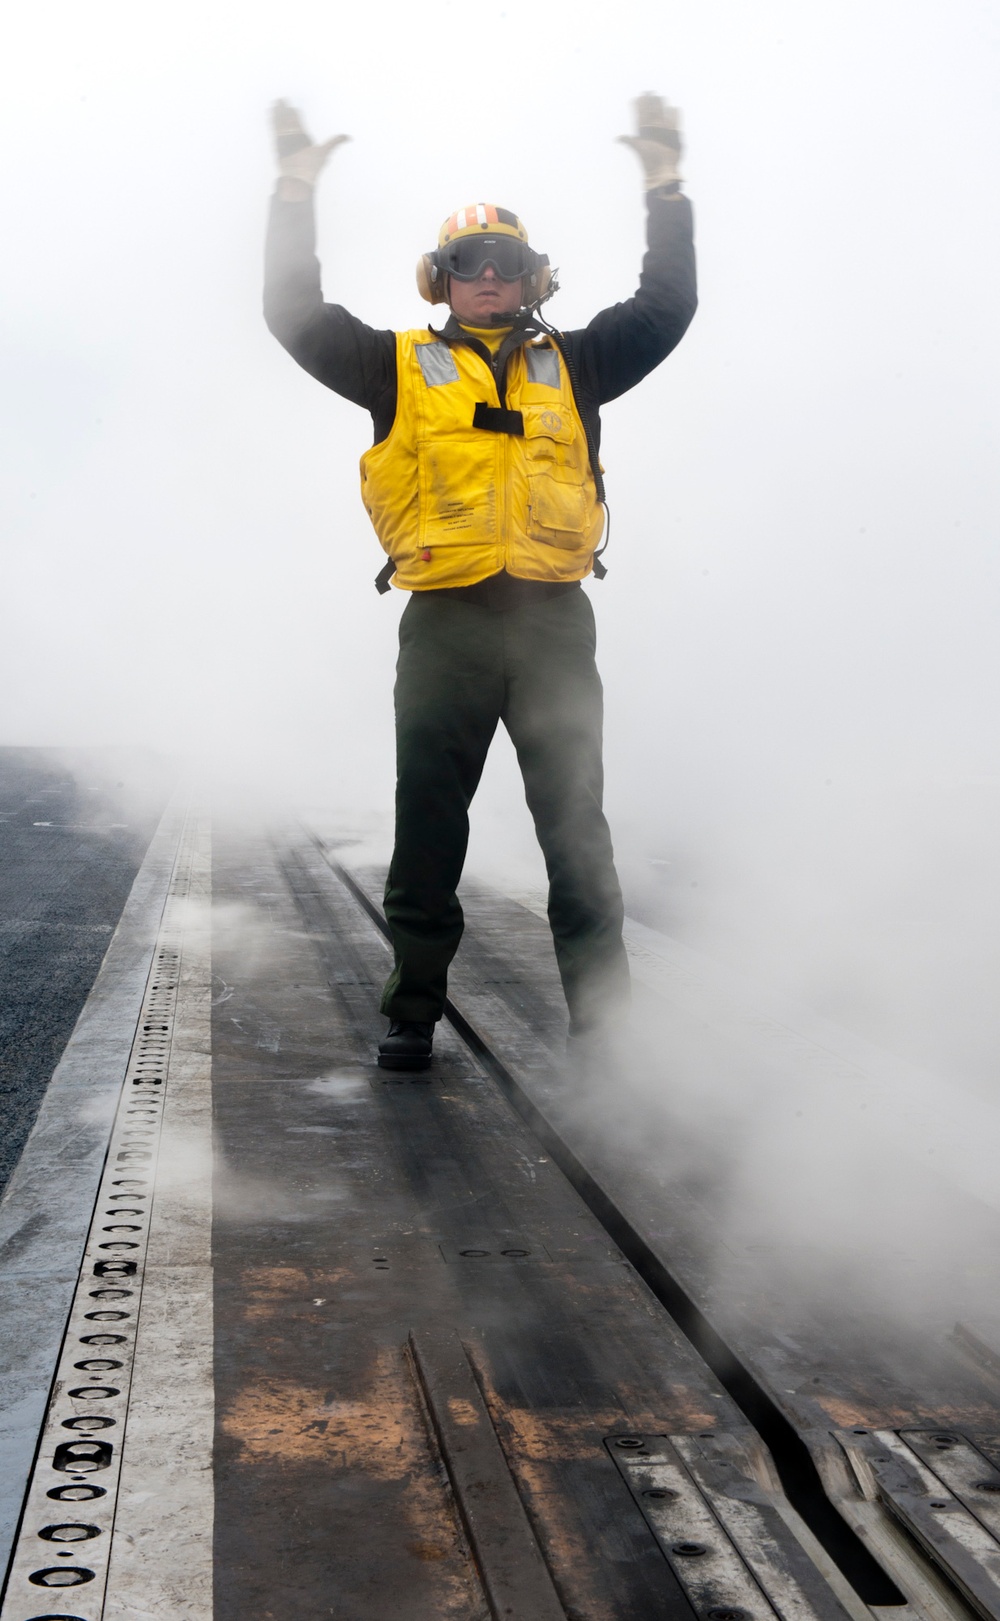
3,0,999,1104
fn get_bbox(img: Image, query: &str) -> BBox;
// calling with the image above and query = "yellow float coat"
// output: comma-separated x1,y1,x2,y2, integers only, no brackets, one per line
359,330,604,590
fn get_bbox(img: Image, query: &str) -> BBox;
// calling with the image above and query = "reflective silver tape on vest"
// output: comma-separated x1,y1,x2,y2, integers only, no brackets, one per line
415,341,461,387
526,344,561,388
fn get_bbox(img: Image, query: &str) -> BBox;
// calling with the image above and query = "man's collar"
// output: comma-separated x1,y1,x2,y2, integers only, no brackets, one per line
441,313,511,341
430,312,543,378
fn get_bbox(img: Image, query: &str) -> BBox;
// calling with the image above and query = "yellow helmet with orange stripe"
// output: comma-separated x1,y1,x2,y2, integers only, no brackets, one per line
438,203,529,248
417,203,553,307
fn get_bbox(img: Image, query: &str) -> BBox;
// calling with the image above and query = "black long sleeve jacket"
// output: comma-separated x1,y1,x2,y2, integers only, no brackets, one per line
263,189,697,461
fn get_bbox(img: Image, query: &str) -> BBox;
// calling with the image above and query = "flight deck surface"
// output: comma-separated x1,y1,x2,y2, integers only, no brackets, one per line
0,748,169,1199
1,800,999,1620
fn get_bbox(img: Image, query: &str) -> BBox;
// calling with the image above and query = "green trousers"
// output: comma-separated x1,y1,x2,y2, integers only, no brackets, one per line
380,587,630,1032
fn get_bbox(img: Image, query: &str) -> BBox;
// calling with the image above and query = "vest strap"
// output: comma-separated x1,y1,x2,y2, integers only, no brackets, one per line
374,558,395,594
548,330,610,580
472,402,525,435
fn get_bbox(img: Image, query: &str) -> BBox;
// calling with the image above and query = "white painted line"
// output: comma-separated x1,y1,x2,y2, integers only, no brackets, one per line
0,810,214,1621
105,813,213,1621
0,797,185,1579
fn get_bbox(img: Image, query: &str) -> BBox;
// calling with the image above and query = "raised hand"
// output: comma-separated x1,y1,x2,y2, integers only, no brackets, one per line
271,99,350,188
618,92,683,190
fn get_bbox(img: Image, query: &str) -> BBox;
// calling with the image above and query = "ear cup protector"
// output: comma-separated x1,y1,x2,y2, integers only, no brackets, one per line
416,253,448,304
525,257,552,304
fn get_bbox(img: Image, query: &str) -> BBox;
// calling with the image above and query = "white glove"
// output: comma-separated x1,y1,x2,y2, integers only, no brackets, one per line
618,92,683,190
271,99,349,188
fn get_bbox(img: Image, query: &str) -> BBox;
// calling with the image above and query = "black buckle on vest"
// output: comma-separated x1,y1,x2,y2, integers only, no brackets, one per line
472,402,525,435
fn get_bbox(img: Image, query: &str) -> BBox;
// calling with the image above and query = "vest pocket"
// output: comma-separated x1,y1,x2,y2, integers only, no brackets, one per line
417,436,499,548
526,470,590,548
521,404,591,549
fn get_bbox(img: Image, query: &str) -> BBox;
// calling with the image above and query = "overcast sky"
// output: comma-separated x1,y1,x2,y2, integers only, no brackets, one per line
2,0,998,1078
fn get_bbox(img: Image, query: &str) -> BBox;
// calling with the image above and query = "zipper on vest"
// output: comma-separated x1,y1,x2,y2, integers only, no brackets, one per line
458,342,512,572
502,428,512,573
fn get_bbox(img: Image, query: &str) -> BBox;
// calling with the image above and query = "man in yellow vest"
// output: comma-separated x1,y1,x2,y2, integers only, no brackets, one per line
265,97,697,1070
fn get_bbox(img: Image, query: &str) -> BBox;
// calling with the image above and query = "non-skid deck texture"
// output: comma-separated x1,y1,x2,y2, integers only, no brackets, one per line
0,747,168,1196
210,828,754,1621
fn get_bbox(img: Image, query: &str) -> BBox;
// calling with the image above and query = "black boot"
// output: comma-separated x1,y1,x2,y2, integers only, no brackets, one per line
377,1020,434,1071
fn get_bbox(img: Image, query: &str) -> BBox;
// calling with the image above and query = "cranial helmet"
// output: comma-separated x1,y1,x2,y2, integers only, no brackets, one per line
416,203,553,307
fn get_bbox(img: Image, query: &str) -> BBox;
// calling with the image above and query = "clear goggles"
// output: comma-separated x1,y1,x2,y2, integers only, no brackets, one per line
437,234,532,282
